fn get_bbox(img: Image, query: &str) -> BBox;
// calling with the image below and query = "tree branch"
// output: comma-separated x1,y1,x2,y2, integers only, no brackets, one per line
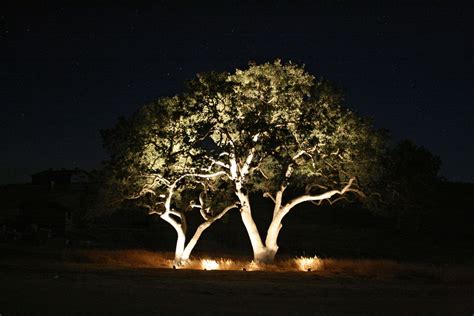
208,157,230,170
255,167,269,179
183,204,237,257
240,133,260,177
183,203,238,258
241,147,255,177
263,192,276,203
284,177,357,211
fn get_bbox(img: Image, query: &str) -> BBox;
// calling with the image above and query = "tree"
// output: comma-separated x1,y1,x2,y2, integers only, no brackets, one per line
101,98,238,263
177,60,386,262
103,60,385,263
383,139,441,229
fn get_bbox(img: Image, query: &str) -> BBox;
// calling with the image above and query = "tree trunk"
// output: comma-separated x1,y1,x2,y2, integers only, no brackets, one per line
242,202,287,263
236,193,288,263
180,222,210,261
174,229,186,263
253,246,278,263
160,213,186,263
263,212,285,261
239,180,356,263
237,193,268,261
240,205,267,259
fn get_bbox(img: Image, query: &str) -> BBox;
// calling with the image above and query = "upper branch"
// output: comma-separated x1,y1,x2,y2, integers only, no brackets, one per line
165,170,227,211
240,133,260,178
284,177,357,211
262,192,276,203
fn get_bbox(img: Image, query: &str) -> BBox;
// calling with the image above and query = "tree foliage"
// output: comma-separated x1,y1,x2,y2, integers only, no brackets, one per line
383,139,442,229
102,60,389,262
179,61,386,196
101,96,239,262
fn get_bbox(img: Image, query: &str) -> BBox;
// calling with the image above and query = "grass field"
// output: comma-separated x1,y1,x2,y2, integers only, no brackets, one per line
1,245,472,315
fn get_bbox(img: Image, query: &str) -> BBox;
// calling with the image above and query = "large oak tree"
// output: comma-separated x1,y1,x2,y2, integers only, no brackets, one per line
101,97,237,263
103,60,386,263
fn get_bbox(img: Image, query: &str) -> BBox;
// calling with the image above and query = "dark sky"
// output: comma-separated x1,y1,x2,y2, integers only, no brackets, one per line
1,1,472,184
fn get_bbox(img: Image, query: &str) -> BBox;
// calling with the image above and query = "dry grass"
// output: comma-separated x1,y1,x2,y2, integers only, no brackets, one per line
63,249,473,282
63,249,174,269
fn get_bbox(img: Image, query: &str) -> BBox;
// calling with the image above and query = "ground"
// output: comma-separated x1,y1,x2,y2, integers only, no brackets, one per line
0,246,472,315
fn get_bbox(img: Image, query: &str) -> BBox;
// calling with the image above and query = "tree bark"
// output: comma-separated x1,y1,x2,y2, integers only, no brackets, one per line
237,193,268,261
264,212,284,256
160,213,186,263
235,193,285,263
174,229,186,263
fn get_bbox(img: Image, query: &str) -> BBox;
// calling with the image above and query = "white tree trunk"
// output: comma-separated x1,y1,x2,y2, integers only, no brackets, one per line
254,179,358,263
263,213,284,261
236,193,286,263
160,213,186,263
174,229,186,263
237,193,268,261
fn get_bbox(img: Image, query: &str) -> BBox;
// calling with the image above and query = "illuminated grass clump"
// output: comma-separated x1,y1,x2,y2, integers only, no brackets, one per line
68,250,469,281
201,259,220,270
294,256,324,271
172,256,323,272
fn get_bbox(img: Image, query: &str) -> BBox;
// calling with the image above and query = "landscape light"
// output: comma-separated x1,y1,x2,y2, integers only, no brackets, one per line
201,259,220,270
294,256,323,271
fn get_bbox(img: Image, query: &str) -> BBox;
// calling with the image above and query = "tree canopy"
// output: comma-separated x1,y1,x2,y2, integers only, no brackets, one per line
102,60,388,262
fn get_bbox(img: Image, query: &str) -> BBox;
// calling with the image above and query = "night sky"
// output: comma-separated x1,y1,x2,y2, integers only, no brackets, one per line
1,1,472,184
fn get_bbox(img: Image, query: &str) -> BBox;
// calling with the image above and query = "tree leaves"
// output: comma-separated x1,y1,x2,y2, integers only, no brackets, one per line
102,60,387,214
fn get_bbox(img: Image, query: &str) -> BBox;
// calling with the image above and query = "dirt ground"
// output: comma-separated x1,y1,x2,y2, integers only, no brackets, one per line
1,256,473,315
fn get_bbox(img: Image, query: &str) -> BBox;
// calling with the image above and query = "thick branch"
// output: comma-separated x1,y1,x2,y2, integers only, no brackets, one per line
284,177,357,213
240,133,259,178
229,157,239,180
182,204,238,259
168,209,187,233
241,149,255,177
159,212,181,229
273,190,284,218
